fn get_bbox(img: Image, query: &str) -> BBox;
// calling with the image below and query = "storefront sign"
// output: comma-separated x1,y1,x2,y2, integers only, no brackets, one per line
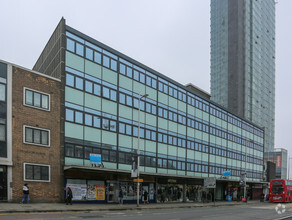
168,179,177,183
223,171,231,177
90,154,101,165
252,184,263,189
133,179,143,183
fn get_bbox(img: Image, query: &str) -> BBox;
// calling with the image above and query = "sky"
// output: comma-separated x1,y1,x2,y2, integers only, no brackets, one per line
1,1,291,161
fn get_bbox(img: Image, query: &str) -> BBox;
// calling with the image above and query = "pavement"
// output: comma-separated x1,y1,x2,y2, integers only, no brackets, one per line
0,200,266,214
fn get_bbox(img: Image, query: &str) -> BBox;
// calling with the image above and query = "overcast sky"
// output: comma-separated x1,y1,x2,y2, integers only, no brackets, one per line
1,1,291,161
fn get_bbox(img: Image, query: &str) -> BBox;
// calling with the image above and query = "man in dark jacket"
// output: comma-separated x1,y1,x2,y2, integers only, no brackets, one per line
118,189,123,205
66,187,73,205
21,184,30,204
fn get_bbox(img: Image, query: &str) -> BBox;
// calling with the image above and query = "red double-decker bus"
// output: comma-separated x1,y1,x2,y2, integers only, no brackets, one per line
270,179,292,203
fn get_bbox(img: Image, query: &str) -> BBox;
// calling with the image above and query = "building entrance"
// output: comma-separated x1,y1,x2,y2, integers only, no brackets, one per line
107,181,118,203
0,166,7,201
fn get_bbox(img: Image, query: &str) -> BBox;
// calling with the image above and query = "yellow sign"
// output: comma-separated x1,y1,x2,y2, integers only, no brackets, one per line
133,179,143,183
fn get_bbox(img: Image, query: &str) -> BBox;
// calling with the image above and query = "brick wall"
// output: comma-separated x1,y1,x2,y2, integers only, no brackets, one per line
11,67,62,202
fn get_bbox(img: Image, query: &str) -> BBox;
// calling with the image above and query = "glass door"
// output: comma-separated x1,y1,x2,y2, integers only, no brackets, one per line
107,181,118,203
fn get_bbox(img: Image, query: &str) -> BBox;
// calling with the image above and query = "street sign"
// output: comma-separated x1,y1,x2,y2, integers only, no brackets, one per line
223,171,231,177
133,179,143,183
204,177,216,188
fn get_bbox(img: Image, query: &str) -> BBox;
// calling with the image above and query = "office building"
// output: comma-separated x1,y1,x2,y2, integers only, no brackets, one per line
30,18,265,202
0,60,62,202
264,148,287,179
210,0,275,153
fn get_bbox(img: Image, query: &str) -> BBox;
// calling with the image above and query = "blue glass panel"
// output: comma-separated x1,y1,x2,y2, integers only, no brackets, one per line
119,93,126,104
126,125,132,135
85,41,102,52
110,121,116,131
111,60,117,71
75,111,83,124
93,116,101,128
120,64,126,75
133,98,139,108
76,43,84,56
85,114,93,126
66,74,74,87
152,79,157,89
134,70,139,81
66,109,74,121
110,90,117,101
126,67,132,78
140,73,145,83
103,56,110,68
133,126,138,137
86,48,93,60
126,95,132,106
94,84,101,96
75,77,84,90
66,38,75,52
85,81,93,93
94,51,102,64
103,87,110,99
119,123,125,134
66,32,85,43
146,76,151,86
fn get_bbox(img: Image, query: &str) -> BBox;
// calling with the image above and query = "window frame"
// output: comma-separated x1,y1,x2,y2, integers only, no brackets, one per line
23,87,50,111
23,163,50,182
23,125,50,147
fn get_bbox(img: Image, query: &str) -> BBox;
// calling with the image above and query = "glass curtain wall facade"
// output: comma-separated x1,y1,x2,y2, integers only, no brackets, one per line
64,27,264,184
210,0,275,153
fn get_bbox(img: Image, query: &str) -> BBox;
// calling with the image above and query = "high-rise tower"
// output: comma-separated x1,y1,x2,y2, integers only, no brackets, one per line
210,0,275,152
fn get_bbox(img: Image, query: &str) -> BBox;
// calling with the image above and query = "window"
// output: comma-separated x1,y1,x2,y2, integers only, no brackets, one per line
66,38,75,52
24,88,50,111
24,126,50,146
65,144,74,157
0,120,5,141
76,43,84,56
0,84,5,101
86,48,93,60
24,163,50,182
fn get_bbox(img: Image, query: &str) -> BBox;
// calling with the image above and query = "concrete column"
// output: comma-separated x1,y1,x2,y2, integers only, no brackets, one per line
183,183,187,202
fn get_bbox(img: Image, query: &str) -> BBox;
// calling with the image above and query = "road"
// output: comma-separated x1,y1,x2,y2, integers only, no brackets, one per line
1,203,292,220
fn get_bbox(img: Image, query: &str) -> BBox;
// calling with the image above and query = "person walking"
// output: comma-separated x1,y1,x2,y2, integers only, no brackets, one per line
143,190,149,204
66,187,73,205
118,189,123,205
21,183,30,204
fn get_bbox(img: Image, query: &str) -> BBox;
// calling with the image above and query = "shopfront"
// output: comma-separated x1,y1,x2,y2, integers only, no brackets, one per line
64,167,156,203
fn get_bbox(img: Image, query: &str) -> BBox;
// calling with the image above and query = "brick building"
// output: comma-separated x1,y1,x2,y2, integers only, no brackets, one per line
0,60,62,202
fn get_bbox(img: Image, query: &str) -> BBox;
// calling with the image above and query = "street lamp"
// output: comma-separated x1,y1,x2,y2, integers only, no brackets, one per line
137,93,148,207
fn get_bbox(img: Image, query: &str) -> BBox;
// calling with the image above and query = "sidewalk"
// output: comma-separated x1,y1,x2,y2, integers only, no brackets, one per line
0,200,265,214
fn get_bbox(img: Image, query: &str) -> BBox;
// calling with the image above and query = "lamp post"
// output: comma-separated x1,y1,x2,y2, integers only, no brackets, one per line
137,94,148,207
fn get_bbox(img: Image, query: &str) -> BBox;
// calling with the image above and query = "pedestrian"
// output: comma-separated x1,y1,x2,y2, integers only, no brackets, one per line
21,183,30,204
118,189,123,205
66,187,73,205
143,190,148,204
